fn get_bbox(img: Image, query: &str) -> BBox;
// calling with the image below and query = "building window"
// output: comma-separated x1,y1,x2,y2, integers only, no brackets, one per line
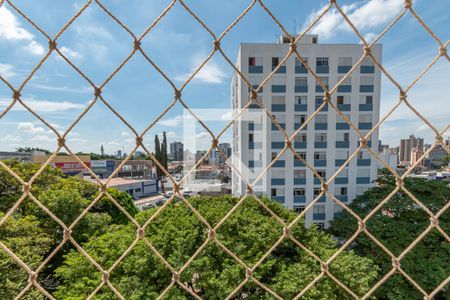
294,133,307,142
316,170,326,178
249,57,262,66
337,95,344,105
271,188,277,196
315,223,325,230
316,57,329,67
295,77,308,86
359,114,372,123
314,152,326,160
294,169,306,179
249,133,254,143
295,115,307,124
315,115,327,125
340,187,348,195
295,57,308,67
338,75,351,85
312,36,318,44
272,57,279,67
313,205,325,214
317,76,329,86
294,205,305,214
357,168,370,177
361,76,374,85
336,168,348,178
295,95,307,104
315,132,327,142
293,188,305,196
271,152,277,160
313,188,321,196
296,152,306,159
362,57,374,66
338,57,352,66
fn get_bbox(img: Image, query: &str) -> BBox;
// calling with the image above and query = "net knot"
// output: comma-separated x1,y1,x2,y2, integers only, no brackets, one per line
208,228,216,239
137,228,145,239
212,139,219,148
213,40,220,50
359,137,367,147
135,136,143,146
22,183,31,194
57,137,66,147
399,90,407,101
363,46,371,56
285,139,291,148
438,46,447,56
435,135,443,144
13,90,21,100
395,177,404,187
246,185,253,194
392,258,401,269
133,40,141,50
323,91,331,102
430,216,439,227
102,271,109,282
64,228,72,240
100,183,108,192
329,0,336,3
321,262,329,273
250,89,258,101
283,226,290,237
173,183,180,193
28,271,37,284
404,0,412,9
290,42,297,52
321,183,328,191
245,268,253,278
48,40,57,51
94,86,102,97
358,220,366,231
174,89,181,99
172,272,180,282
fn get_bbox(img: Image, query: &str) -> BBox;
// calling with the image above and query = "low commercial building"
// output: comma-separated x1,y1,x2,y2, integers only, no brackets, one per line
98,178,159,200
32,154,91,176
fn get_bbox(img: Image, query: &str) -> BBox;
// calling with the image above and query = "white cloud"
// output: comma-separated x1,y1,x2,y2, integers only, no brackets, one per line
22,40,45,55
0,63,16,78
0,6,45,55
107,141,120,146
31,135,54,142
159,115,183,127
304,0,404,40
60,46,82,60
1,134,23,142
175,60,227,84
121,131,130,137
30,82,91,94
0,98,85,113
364,33,378,43
17,122,46,134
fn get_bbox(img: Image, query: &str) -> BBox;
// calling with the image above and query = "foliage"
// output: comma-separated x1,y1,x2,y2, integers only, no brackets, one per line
328,169,450,299
54,196,379,299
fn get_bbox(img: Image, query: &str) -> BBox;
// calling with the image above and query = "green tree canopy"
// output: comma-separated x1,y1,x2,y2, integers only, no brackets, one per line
328,169,450,299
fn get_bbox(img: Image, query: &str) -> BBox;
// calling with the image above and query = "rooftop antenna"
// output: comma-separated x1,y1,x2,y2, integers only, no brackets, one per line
294,18,297,34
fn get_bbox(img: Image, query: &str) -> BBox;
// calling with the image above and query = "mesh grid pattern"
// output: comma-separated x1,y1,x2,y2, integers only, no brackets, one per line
0,0,449,299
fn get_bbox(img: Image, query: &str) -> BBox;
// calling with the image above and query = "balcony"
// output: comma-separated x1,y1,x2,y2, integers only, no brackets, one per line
314,178,325,185
272,65,286,73
359,104,373,111
271,178,285,185
248,123,255,130
336,141,349,148
315,123,328,130
357,159,371,166
272,123,286,130
314,159,327,167
316,65,329,73
335,177,349,184
271,142,284,149
248,103,259,109
248,160,262,168
294,123,307,130
272,196,285,203
338,65,352,73
337,85,352,93
335,159,347,166
294,104,307,112
313,213,326,220
295,86,308,93
360,65,375,73
294,160,305,167
358,122,372,130
314,141,327,148
360,85,374,93
316,195,326,203
335,195,348,202
315,85,329,93
273,160,286,167
272,85,286,93
251,85,263,93
336,122,350,130
271,104,286,112
249,65,263,73
294,195,306,203
248,142,262,149
357,177,371,184
294,142,307,149
295,66,308,73
337,104,351,111
294,178,306,185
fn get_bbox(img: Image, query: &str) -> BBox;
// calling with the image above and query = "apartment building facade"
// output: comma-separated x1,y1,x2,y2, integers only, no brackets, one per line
231,34,381,228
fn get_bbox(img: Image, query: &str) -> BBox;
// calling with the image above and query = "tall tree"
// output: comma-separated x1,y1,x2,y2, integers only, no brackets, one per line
162,131,168,172
328,169,450,299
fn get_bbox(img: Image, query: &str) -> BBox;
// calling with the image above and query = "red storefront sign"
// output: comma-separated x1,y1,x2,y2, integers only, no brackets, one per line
53,162,91,170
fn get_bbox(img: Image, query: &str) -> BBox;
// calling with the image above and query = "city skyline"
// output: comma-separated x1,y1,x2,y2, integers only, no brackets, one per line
0,0,449,155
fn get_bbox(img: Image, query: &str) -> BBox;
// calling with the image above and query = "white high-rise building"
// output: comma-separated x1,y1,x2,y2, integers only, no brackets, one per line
231,34,381,228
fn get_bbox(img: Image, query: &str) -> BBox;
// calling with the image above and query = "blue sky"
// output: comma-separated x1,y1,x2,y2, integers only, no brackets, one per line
0,0,449,155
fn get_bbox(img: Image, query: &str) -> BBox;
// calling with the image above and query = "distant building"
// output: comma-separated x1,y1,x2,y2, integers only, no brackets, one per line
426,144,448,169
96,178,158,200
91,160,116,179
377,148,398,171
114,160,153,179
0,151,34,162
169,141,184,161
218,143,232,164
32,154,91,176
399,134,424,165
